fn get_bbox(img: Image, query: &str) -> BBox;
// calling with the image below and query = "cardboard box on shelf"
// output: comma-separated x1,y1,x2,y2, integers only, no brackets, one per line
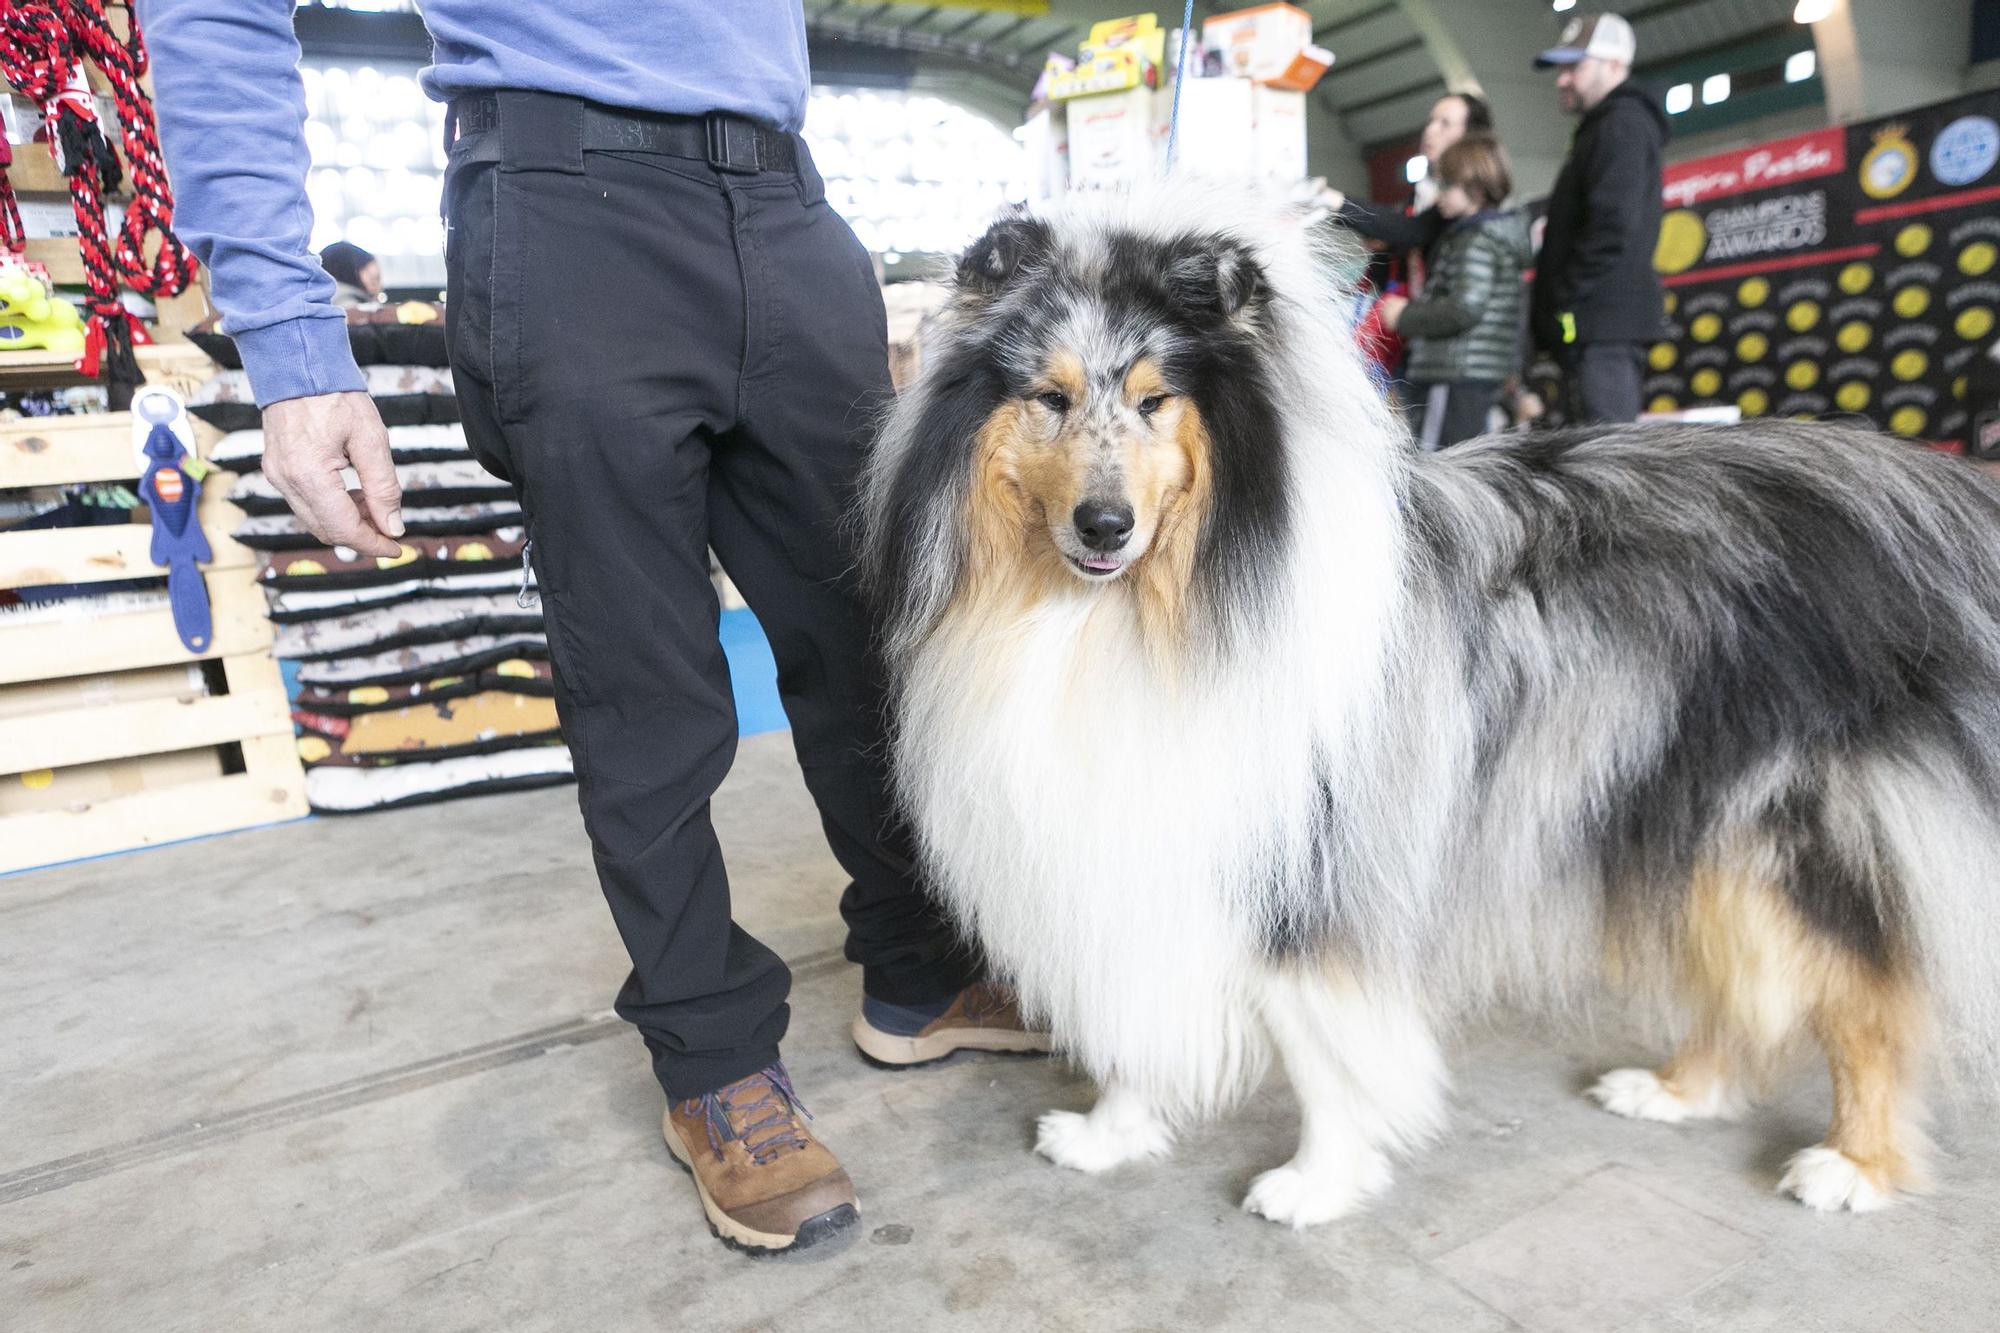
1047,14,1167,101
1021,104,1070,203
1203,4,1330,91
1251,85,1308,182
1163,76,1254,178
1066,86,1159,190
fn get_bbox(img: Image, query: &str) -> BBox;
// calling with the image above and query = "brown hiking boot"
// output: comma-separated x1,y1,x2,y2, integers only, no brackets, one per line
662,1063,859,1255
850,979,1053,1068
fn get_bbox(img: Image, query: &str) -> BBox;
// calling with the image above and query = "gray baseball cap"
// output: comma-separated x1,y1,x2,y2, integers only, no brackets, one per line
1535,12,1638,67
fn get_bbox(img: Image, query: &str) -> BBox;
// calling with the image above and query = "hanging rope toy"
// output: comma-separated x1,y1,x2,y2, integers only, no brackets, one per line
67,0,197,299
0,1,193,393
0,137,25,252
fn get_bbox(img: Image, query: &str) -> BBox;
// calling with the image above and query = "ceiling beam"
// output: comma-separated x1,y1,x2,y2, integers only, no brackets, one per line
1313,3,1396,46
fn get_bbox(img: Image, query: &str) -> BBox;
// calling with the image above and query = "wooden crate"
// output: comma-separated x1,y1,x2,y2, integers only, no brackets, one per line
0,402,307,875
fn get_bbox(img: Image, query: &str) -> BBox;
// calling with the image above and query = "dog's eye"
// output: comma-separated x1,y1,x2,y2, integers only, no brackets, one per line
1136,394,1168,417
1036,391,1071,414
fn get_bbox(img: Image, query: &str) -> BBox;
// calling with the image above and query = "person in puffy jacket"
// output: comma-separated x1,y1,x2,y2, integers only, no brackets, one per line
1379,135,1531,449
1528,11,1669,424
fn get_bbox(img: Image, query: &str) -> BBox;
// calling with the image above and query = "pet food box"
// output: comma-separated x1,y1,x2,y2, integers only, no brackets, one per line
1203,4,1333,92
1159,79,1308,184
1066,86,1159,191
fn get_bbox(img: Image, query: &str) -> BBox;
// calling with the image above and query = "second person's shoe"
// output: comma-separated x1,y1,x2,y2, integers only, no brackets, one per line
851,979,1053,1067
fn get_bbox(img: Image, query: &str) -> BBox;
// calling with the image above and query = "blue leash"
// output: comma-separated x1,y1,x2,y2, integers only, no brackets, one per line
1164,0,1196,174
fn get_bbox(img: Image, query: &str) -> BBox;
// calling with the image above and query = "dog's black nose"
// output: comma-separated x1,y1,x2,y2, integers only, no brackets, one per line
1073,501,1134,553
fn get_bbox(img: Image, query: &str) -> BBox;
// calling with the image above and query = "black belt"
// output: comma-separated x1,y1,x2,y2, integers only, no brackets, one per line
448,93,798,175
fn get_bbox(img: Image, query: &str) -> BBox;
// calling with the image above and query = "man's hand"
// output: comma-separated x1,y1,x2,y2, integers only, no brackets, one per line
259,391,403,558
1377,294,1409,330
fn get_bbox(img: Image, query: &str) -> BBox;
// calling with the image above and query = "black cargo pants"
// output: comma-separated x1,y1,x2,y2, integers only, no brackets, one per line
441,91,976,1100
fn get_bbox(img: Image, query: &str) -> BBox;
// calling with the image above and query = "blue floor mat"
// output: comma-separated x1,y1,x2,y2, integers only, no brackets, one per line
719,606,786,736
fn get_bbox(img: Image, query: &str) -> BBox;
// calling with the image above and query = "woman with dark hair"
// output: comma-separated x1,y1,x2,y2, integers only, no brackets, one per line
319,240,382,308
1322,92,1494,267
1318,93,1497,407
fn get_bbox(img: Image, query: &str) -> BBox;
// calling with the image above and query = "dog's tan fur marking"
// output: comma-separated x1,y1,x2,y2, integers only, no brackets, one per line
951,352,1213,669
1672,861,1928,1196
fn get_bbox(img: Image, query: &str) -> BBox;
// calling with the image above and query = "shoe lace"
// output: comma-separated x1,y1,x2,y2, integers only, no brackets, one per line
680,1062,813,1166
960,979,1012,1023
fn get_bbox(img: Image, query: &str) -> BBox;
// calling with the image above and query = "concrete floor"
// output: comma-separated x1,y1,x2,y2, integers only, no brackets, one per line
5,732,1998,1333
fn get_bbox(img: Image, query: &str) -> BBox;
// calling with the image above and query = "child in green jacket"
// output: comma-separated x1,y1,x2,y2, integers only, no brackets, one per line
1380,135,1532,449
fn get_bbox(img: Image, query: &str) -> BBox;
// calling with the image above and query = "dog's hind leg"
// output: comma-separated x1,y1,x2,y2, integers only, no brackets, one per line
1036,1080,1176,1173
1777,963,1929,1212
1242,967,1448,1229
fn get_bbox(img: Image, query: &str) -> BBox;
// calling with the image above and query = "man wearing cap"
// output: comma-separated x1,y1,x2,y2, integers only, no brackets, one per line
1530,11,1669,424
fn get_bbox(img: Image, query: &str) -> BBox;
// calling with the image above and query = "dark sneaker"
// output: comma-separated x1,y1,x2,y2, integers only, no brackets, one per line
662,1063,859,1255
850,979,1053,1068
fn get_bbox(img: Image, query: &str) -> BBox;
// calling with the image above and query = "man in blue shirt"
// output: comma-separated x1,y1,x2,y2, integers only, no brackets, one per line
140,2,1045,1255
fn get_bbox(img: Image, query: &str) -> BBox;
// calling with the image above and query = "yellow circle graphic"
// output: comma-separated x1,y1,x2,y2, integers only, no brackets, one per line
1648,394,1678,414
1654,210,1707,275
1838,262,1874,295
348,685,389,705
1785,360,1821,391
1691,312,1723,342
1737,276,1771,307
1957,306,1996,340
497,658,537,678
1954,375,1969,401
1835,381,1871,412
297,736,334,763
1648,342,1678,371
376,543,420,570
1891,349,1929,381
1889,405,1927,437
20,768,54,790
454,541,494,561
1735,332,1770,362
284,558,327,577
1894,223,1932,258
1961,241,1998,277
1737,387,1770,417
1785,300,1822,333
1893,286,1931,319
1664,292,1679,315
1835,320,1873,353
1691,368,1723,397
1860,134,1918,199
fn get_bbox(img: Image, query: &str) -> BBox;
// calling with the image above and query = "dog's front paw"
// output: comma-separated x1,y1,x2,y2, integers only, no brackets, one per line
1240,1152,1391,1229
1778,1146,1894,1213
1590,1068,1695,1122
1034,1107,1173,1173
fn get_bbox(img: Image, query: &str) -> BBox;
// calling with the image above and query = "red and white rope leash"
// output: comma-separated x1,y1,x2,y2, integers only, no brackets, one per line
0,0,195,388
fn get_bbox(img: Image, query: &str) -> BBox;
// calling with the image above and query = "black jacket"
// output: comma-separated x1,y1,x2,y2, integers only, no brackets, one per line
1531,81,1669,352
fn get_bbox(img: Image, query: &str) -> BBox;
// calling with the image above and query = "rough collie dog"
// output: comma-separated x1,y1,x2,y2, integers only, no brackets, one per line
858,181,2000,1227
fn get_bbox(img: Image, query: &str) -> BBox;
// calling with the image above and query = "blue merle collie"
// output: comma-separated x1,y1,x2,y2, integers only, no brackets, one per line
858,181,2000,1226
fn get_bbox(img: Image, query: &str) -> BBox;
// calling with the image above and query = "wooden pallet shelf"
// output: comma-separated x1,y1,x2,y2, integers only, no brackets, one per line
0,340,211,390
1,372,305,876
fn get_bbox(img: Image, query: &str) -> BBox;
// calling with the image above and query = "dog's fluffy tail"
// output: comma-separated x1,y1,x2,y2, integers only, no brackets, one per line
1868,753,2000,1085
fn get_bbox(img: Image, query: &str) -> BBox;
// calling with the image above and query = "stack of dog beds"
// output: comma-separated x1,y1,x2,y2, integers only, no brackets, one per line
190,306,575,813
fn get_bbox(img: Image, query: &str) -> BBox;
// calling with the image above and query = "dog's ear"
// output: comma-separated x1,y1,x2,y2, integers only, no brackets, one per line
1163,237,1265,321
956,215,1052,298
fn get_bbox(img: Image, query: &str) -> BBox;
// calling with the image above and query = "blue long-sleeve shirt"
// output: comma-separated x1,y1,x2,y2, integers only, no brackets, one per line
139,2,811,407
